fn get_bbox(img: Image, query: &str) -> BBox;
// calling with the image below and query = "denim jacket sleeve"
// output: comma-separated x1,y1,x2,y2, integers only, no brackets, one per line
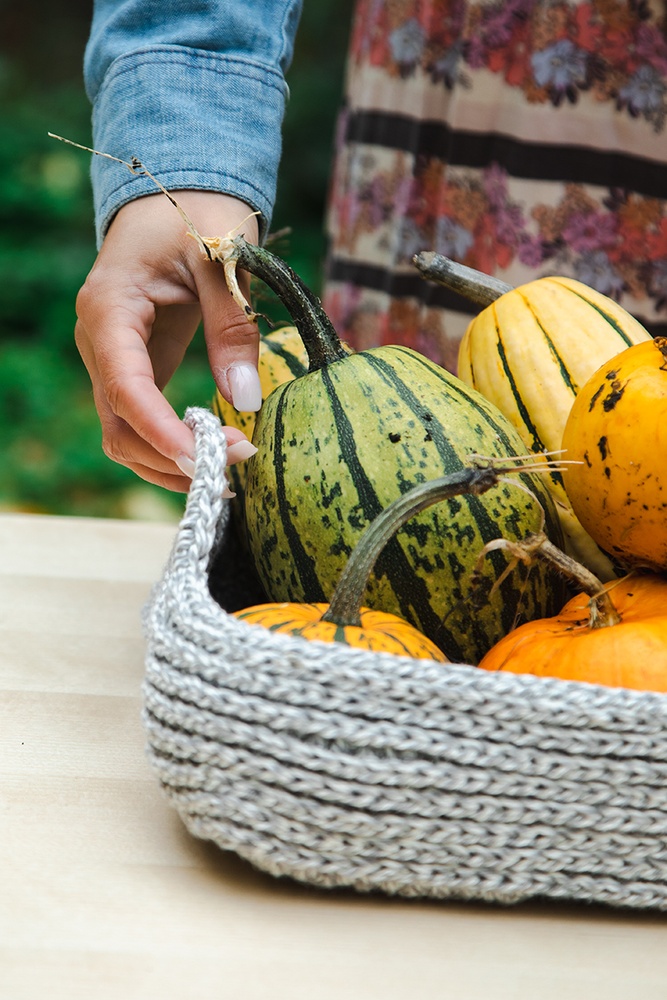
84,0,303,246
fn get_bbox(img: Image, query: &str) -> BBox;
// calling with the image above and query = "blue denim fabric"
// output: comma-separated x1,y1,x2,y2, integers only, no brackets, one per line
85,0,303,245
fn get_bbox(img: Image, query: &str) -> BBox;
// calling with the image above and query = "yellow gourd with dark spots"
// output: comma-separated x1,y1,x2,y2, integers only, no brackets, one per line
561,337,667,572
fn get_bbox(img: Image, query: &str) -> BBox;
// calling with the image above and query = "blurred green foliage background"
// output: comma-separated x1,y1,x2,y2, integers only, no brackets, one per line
0,0,353,520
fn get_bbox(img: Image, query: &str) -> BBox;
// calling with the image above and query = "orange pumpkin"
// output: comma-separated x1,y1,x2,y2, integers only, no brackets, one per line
561,337,667,572
234,602,448,660
478,571,667,692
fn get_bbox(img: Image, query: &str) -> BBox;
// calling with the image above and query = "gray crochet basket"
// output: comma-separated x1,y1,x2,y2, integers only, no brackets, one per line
142,407,667,909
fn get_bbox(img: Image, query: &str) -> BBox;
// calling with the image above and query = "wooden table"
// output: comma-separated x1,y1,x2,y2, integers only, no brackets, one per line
2,512,667,999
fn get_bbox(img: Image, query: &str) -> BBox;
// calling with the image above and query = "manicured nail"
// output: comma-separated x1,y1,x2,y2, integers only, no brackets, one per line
176,453,196,478
222,485,237,499
226,440,258,464
228,363,262,412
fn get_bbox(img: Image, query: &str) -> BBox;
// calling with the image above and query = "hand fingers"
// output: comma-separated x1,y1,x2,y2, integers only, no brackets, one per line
147,303,202,390
75,192,262,491
123,461,193,493
120,427,256,492
79,346,254,491
76,303,199,471
200,268,263,411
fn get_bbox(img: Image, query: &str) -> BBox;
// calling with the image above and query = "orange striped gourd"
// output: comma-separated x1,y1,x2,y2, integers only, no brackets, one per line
234,602,448,660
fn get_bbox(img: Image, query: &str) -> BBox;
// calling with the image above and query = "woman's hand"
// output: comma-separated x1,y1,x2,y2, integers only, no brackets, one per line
75,190,262,491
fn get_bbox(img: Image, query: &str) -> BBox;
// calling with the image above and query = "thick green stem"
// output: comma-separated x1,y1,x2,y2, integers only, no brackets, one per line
321,466,504,628
231,236,349,371
413,251,513,306
321,462,622,631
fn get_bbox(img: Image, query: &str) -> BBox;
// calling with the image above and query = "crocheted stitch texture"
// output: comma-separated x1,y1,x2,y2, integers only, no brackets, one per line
142,407,667,909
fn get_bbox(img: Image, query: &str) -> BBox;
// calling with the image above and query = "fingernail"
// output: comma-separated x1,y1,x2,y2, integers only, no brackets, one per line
176,453,196,478
228,363,262,411
222,485,237,499
226,439,258,464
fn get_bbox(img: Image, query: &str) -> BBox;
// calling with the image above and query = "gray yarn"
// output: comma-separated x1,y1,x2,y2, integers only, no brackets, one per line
142,407,667,909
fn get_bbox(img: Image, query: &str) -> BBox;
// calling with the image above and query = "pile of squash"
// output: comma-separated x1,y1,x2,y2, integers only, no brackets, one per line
212,237,667,693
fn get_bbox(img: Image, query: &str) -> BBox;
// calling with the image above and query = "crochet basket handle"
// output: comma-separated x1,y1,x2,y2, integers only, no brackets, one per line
169,407,231,580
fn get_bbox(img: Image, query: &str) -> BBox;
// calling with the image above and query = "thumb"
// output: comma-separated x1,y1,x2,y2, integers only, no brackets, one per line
170,189,264,413
196,247,264,413
199,262,262,411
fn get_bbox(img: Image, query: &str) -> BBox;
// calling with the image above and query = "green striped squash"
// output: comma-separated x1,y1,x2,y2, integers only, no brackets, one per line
223,239,565,665
413,253,651,581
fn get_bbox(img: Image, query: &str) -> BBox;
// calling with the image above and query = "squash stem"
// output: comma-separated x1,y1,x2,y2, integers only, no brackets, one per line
531,537,622,628
413,251,513,306
230,236,349,371
322,466,504,628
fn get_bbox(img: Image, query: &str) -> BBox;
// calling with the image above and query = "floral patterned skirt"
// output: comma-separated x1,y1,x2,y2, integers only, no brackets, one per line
322,0,667,372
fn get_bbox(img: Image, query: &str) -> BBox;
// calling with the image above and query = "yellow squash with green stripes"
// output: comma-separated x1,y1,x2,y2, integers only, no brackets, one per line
414,253,652,580
223,237,565,665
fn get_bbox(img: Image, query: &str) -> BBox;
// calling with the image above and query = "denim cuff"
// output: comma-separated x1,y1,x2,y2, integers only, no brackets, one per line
90,45,288,246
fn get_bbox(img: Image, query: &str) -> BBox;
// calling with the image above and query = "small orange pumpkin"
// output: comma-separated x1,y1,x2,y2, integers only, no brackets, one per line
234,602,448,660
561,337,667,572
477,541,667,691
